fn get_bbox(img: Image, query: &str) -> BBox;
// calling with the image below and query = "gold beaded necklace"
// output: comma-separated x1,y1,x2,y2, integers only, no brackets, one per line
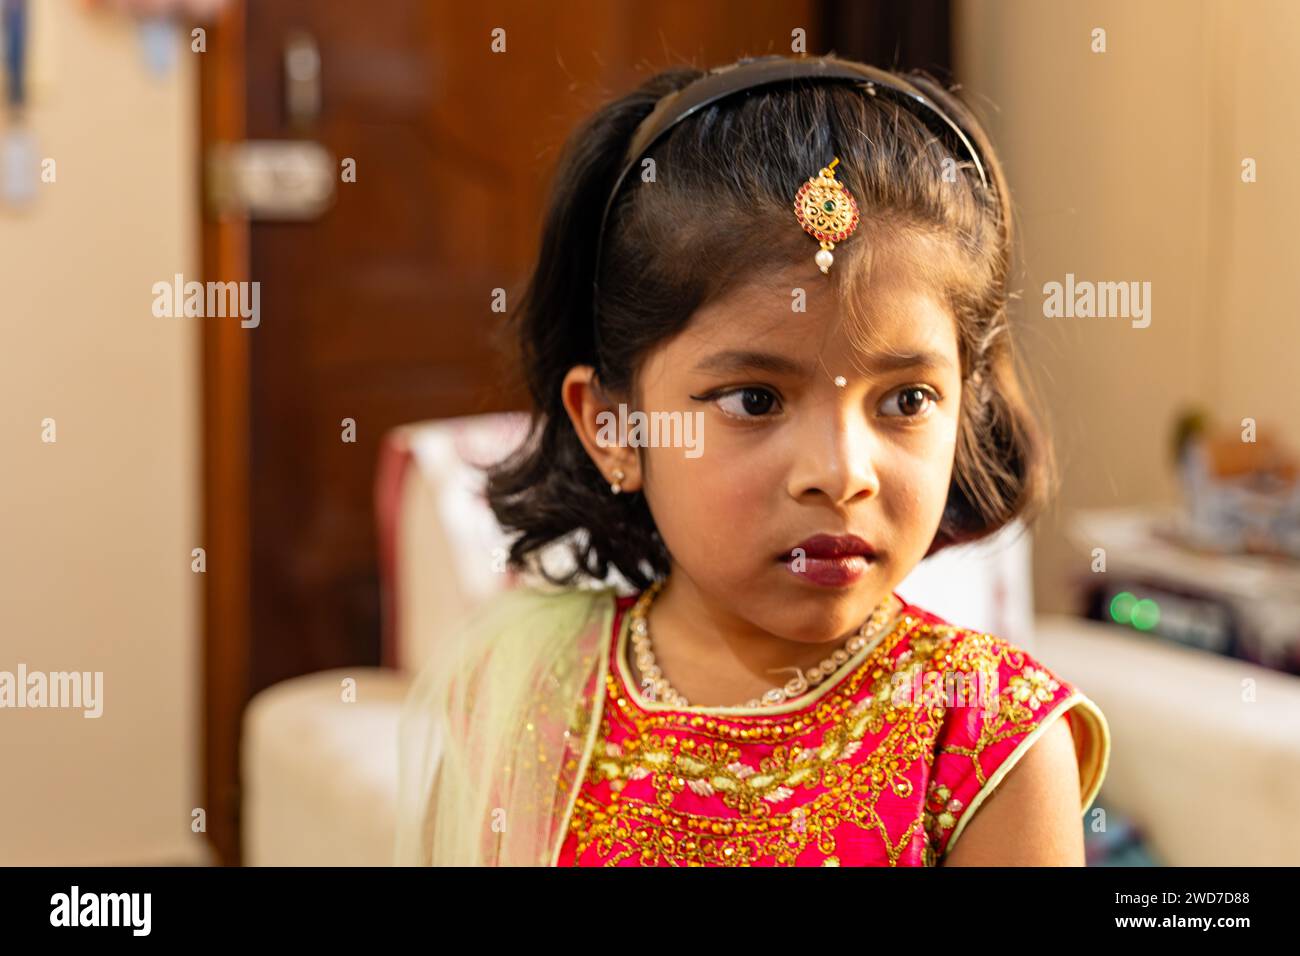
626,579,901,709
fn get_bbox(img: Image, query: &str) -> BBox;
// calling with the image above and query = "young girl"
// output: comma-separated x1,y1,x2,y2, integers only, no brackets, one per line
395,53,1110,867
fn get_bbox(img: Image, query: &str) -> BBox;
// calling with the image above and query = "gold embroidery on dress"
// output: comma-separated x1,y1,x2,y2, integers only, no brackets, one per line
568,619,937,865
565,618,1066,867
920,637,1066,864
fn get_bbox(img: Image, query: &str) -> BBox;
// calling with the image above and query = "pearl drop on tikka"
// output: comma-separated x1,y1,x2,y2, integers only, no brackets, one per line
815,249,834,273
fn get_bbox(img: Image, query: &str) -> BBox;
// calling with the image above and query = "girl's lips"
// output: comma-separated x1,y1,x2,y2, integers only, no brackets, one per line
784,533,879,561
779,554,873,588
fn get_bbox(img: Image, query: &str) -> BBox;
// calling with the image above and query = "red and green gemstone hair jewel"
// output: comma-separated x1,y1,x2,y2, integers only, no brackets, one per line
793,157,860,274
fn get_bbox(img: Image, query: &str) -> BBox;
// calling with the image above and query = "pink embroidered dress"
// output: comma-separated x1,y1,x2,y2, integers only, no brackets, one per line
555,591,1110,866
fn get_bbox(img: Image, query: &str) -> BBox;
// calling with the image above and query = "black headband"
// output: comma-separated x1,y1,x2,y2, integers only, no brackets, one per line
590,54,990,369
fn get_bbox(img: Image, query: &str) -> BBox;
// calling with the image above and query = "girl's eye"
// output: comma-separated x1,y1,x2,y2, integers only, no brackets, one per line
713,386,781,420
880,385,940,420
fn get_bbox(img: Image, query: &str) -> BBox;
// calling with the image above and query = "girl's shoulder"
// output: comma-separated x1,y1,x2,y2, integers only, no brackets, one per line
892,599,1112,864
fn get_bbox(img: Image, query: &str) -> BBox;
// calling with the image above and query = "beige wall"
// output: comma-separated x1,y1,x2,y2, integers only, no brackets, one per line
1210,2,1300,436
955,0,1299,613
0,2,202,864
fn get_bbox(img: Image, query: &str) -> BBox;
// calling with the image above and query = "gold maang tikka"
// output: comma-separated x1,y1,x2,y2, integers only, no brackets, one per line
793,157,860,274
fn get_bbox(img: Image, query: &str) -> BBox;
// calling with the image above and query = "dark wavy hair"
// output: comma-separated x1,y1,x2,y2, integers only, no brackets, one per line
486,59,1057,591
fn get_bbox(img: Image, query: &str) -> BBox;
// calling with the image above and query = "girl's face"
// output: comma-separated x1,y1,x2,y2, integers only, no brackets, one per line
570,237,964,645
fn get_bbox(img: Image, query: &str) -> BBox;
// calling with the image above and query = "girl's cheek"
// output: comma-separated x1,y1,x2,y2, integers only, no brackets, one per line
699,451,776,513
881,445,951,522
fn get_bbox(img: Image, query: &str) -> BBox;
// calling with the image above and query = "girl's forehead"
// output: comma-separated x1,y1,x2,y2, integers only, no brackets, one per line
678,259,959,362
692,224,961,322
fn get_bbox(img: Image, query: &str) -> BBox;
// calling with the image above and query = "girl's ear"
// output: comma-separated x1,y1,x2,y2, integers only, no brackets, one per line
560,365,643,494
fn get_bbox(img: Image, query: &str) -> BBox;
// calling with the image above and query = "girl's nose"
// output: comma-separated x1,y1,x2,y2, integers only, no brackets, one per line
785,404,881,507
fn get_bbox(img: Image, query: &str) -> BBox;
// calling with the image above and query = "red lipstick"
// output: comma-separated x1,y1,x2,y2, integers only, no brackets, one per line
778,534,879,588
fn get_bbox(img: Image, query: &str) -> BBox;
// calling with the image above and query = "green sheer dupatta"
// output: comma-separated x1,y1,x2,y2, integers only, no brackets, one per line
394,585,616,866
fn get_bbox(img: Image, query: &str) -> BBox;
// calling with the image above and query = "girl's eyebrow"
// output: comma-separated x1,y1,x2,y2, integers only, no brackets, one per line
693,348,953,377
693,349,809,377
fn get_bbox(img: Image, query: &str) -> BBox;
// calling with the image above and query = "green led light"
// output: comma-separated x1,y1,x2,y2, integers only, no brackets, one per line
1131,598,1160,631
1109,591,1137,624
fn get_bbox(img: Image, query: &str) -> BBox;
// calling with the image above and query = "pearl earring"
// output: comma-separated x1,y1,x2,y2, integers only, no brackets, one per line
609,468,626,495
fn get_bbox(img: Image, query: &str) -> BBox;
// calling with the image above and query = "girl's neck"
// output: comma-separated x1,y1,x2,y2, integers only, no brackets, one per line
633,570,901,708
